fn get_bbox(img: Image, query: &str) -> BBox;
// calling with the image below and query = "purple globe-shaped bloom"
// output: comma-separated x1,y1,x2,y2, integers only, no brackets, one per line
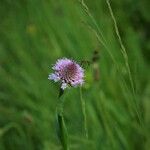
48,58,84,90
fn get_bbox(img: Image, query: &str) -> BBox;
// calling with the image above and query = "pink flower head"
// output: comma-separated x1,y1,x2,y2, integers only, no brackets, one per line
48,58,84,90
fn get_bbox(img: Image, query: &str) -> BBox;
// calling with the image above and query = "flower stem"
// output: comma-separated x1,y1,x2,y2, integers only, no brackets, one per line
56,91,69,150
80,87,88,138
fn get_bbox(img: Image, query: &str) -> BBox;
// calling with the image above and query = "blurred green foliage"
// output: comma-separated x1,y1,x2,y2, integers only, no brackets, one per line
0,0,150,149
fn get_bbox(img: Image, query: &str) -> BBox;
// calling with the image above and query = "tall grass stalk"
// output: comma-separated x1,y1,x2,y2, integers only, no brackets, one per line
79,0,118,69
80,87,88,139
79,0,107,44
106,0,135,97
80,0,142,126
106,0,143,126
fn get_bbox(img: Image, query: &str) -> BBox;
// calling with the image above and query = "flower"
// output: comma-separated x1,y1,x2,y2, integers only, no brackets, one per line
48,58,84,90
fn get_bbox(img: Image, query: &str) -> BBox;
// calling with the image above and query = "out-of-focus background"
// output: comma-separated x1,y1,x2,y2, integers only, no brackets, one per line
0,0,150,149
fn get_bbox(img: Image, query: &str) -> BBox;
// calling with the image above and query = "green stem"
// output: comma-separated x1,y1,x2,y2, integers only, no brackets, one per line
56,93,69,150
80,87,88,138
106,0,143,126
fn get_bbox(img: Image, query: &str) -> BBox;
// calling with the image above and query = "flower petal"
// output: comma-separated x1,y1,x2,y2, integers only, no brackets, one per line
48,73,60,82
61,82,68,90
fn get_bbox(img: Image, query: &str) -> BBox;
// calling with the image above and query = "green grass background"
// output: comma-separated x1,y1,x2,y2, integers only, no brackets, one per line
0,0,150,149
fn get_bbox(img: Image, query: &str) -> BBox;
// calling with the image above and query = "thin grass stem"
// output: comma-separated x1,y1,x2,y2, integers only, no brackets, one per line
79,0,107,44
80,0,143,127
106,0,143,126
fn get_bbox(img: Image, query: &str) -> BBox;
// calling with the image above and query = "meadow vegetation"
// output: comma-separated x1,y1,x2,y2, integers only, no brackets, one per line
0,0,149,149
